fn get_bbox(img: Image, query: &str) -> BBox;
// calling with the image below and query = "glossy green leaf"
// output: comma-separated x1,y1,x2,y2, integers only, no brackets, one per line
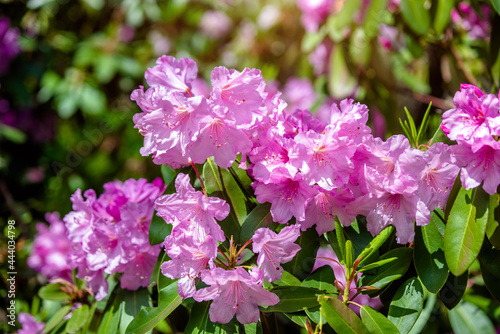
239,203,276,243
65,304,89,333
184,301,238,333
125,282,182,334
272,270,302,287
357,225,395,267
401,0,431,35
360,305,399,334
439,271,468,310
120,288,152,334
357,257,397,272
305,305,327,325
414,223,448,293
97,295,123,334
149,212,172,245
38,283,70,302
43,305,72,333
203,157,223,194
301,265,337,294
319,296,370,334
444,187,489,276
345,218,377,260
262,287,323,313
433,0,454,34
479,242,500,302
448,301,496,334
360,247,413,289
388,278,424,334
282,228,320,280
243,321,263,334
160,164,176,188
444,175,463,222
335,219,346,264
408,293,437,334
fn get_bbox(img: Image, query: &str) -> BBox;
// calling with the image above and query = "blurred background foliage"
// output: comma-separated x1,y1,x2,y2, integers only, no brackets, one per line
1,0,499,332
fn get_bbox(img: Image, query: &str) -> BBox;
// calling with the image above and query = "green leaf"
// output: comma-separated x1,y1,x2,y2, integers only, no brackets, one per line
479,242,500,302
120,288,152,334
272,270,302,287
408,293,437,334
184,301,238,333
301,29,327,53
262,287,323,313
387,278,424,334
328,45,357,99
363,0,389,39
357,257,398,272
239,203,276,243
65,304,89,333
360,305,400,334
414,223,448,293
486,194,500,248
149,212,171,246
301,265,337,294
444,174,462,222
335,220,347,264
38,283,71,302
400,0,431,35
79,83,106,115
203,158,223,194
43,305,72,333
491,0,500,16
160,165,177,188
433,0,454,34
283,312,309,328
345,218,377,260
0,124,27,144
357,225,395,267
444,187,489,276
360,247,413,290
319,296,370,334
439,271,468,310
243,321,263,334
126,281,182,334
97,295,123,334
326,0,362,41
282,228,320,280
448,301,496,334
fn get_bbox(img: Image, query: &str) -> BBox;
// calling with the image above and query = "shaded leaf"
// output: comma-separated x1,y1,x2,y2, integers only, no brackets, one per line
301,265,337,294
479,242,500,302
97,295,123,334
184,301,238,333
262,286,323,313
448,301,496,334
120,288,152,334
239,203,276,243
65,304,89,333
360,247,413,290
282,228,319,280
149,212,171,245
439,271,468,310
387,278,423,334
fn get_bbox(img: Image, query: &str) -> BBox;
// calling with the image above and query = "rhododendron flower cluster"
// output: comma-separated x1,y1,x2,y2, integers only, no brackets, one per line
132,55,461,246
154,173,301,324
441,84,500,195
28,178,164,300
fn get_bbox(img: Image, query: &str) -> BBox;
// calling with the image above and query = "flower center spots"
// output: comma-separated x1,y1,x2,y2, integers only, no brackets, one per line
317,193,335,218
221,87,246,105
262,243,282,271
376,194,401,219
225,280,248,308
424,168,448,193
378,156,395,176
165,104,189,129
209,119,227,148
313,146,327,166
279,180,299,203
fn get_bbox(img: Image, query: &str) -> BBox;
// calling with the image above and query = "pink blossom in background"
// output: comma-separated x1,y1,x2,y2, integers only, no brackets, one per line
0,17,20,75
451,2,491,40
27,213,72,281
28,178,165,300
296,0,335,32
193,267,279,324
378,24,403,51
282,77,316,112
199,10,233,39
17,313,44,334
309,40,332,75
313,245,382,314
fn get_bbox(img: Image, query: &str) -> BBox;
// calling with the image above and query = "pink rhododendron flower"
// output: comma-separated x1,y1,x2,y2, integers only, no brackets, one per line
27,212,72,280
193,267,279,324
18,313,44,334
452,141,500,195
313,245,382,314
296,0,336,32
0,17,20,76
282,77,316,112
155,173,229,241
441,84,500,151
252,225,301,282
253,168,318,224
145,55,198,94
